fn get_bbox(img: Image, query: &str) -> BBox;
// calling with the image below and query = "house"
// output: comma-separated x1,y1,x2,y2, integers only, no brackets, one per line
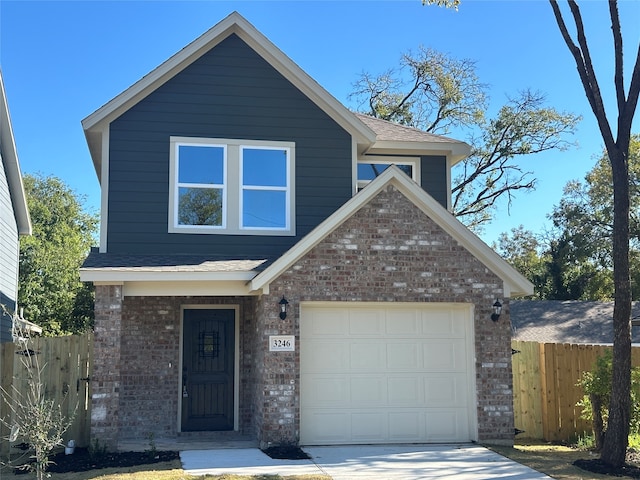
511,300,640,344
80,12,533,450
0,70,33,343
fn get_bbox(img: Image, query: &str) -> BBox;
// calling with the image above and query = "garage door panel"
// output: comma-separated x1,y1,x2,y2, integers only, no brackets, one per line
422,339,468,372
301,375,349,405
387,343,420,369
388,376,423,404
421,309,466,337
307,308,349,335
352,412,387,442
389,411,422,442
302,341,350,373
350,343,385,370
385,309,420,335
301,303,475,445
424,409,470,442
301,411,350,443
349,309,385,335
424,375,469,406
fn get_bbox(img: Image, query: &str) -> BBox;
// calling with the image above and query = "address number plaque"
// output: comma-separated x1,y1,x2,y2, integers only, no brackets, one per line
269,335,295,352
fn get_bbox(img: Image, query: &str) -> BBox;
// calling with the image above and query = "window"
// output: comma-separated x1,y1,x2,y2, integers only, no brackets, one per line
170,137,295,235
357,156,420,192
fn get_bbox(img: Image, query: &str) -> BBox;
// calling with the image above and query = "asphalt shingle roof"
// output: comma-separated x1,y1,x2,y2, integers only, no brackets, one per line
510,300,640,344
355,113,466,145
81,251,269,273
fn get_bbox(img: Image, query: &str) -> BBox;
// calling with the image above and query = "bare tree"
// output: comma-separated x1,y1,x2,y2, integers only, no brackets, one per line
549,0,640,467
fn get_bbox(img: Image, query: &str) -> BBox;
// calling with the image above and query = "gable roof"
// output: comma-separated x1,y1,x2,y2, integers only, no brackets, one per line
82,12,470,181
0,70,32,236
82,11,376,180
511,300,640,344
250,165,533,297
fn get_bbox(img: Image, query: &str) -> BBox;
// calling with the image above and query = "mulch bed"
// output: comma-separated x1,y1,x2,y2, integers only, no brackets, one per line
574,459,640,478
262,446,310,460
12,448,179,474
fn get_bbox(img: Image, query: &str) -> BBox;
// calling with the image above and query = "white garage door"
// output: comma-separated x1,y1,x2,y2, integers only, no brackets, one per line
300,303,477,445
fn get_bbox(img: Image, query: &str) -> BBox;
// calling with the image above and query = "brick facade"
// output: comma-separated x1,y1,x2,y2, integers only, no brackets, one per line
257,185,513,445
91,185,515,448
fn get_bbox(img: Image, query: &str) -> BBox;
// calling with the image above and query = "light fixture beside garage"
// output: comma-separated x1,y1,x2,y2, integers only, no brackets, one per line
491,299,502,322
279,296,289,320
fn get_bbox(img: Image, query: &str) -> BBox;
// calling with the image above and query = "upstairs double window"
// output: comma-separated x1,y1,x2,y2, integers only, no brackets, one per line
169,137,295,235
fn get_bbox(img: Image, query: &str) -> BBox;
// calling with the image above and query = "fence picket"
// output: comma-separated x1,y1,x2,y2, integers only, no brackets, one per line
512,340,640,443
0,333,92,455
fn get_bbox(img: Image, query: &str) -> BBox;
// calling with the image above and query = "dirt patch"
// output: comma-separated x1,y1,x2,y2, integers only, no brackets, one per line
262,446,311,460
490,443,640,480
11,448,179,474
574,458,640,478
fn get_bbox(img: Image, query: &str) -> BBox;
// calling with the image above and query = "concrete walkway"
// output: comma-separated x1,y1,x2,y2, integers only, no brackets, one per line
181,444,553,479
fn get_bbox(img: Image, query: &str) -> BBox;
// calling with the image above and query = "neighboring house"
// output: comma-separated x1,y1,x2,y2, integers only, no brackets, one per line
0,70,33,343
80,12,533,449
511,300,640,344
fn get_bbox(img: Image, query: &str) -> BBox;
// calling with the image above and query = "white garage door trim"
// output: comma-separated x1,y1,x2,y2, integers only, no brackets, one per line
300,302,478,445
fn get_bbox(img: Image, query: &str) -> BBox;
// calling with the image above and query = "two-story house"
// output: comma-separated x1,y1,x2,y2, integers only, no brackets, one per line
80,12,533,450
0,70,33,343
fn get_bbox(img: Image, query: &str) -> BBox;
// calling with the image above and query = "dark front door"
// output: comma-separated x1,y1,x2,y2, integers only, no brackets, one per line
182,308,235,431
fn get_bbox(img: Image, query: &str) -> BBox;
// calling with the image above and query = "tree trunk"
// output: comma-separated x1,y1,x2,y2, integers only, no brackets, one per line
600,147,632,467
590,393,605,451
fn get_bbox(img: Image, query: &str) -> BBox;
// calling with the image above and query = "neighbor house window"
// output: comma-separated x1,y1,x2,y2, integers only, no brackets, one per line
170,137,295,235
357,156,420,191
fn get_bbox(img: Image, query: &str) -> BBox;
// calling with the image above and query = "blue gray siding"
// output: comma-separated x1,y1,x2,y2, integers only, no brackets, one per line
107,34,352,257
0,151,19,342
420,155,448,208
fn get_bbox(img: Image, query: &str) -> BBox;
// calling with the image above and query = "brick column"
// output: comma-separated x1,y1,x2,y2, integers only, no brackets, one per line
91,284,123,450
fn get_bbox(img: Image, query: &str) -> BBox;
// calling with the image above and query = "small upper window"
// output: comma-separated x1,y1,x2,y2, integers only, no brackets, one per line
357,157,420,191
169,138,295,236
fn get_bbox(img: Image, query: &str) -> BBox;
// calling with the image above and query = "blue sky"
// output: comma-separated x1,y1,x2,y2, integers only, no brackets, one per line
1,0,639,245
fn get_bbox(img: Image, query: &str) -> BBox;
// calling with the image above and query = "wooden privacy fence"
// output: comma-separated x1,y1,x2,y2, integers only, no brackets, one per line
512,340,640,443
0,333,92,455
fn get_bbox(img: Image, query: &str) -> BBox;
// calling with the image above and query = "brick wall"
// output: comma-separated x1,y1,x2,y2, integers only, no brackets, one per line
92,184,515,447
91,285,123,449
256,185,513,445
91,293,257,445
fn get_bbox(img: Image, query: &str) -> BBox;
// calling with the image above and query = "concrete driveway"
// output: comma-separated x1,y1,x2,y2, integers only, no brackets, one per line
180,444,552,479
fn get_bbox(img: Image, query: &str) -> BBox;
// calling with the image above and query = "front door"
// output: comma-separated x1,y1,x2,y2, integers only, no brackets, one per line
182,308,235,431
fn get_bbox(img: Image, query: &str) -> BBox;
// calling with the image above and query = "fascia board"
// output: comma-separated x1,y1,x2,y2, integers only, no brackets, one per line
80,269,257,283
367,140,471,165
0,71,32,236
122,280,256,297
81,12,376,175
251,166,533,297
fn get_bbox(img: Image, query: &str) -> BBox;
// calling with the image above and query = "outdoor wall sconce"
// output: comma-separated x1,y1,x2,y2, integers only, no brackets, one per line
491,299,502,322
279,296,289,320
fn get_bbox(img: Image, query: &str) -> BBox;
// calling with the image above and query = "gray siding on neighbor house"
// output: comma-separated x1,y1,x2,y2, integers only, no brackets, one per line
0,151,20,342
420,155,448,208
107,33,352,256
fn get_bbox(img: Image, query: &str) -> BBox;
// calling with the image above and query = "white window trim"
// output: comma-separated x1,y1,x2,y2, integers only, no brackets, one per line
169,137,295,236
356,155,421,191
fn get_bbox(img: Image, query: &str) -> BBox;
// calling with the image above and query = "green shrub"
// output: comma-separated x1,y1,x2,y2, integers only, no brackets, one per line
577,350,640,451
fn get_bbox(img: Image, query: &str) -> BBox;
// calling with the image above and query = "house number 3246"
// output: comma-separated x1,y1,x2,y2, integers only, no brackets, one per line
269,335,295,352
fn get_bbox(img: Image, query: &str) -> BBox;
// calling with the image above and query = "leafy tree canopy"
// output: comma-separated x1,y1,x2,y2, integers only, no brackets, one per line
350,48,580,231
495,134,640,301
18,174,98,336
